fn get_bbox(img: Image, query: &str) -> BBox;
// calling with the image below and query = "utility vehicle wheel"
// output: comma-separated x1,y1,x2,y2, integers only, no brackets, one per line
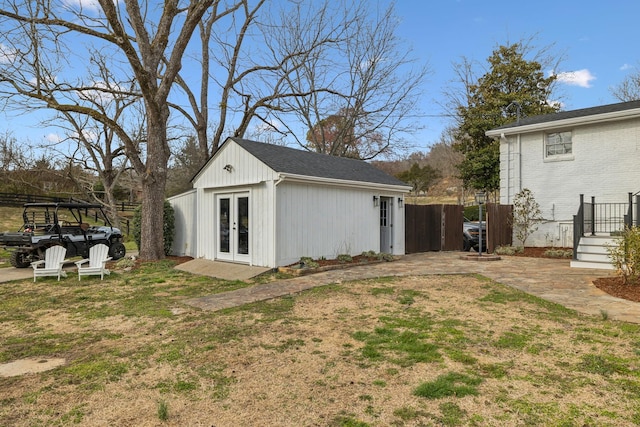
10,251,31,268
109,242,126,260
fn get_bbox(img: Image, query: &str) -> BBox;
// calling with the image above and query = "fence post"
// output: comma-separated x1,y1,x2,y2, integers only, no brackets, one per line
591,196,596,236
573,194,585,260
573,215,579,260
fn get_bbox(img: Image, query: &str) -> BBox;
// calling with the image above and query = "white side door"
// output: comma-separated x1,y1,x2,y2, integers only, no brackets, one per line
380,197,393,253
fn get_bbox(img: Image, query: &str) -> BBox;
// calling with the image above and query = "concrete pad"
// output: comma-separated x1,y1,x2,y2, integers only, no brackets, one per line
175,258,271,281
0,358,66,377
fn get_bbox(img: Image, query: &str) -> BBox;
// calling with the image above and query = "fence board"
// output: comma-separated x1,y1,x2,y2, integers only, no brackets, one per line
486,203,513,252
442,205,464,251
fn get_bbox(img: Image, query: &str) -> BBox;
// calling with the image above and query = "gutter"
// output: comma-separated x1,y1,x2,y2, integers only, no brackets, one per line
275,172,412,193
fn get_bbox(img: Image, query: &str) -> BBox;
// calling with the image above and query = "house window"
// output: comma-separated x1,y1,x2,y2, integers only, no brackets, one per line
545,131,572,157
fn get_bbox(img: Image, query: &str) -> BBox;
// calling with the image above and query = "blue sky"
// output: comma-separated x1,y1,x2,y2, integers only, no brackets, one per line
1,0,639,158
390,0,640,151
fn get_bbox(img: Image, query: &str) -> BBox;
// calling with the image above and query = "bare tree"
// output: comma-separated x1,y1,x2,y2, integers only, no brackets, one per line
427,128,464,178
0,131,35,193
39,52,146,228
275,2,429,160
611,63,640,102
0,0,237,260
172,0,344,156
170,0,427,160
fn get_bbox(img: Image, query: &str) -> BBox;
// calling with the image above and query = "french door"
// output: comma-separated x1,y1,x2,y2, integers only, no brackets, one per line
216,192,250,263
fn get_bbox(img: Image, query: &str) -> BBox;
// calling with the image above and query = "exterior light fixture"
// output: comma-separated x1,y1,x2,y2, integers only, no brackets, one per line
223,164,233,172
398,197,403,208
373,196,379,207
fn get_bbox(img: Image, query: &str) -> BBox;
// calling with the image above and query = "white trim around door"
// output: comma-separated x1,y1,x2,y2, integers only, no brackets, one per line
216,192,250,264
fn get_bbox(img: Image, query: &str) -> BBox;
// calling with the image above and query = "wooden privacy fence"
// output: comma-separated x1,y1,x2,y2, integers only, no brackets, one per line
485,203,513,252
405,204,463,253
405,203,513,254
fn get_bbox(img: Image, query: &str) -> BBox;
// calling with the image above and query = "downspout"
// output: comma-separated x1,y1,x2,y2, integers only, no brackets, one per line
272,174,285,268
502,133,509,203
518,132,522,196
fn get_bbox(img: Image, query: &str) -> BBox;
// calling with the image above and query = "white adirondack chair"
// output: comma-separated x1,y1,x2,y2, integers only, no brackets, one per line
75,244,112,280
31,245,68,282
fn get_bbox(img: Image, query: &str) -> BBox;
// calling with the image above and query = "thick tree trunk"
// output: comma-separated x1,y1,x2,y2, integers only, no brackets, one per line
138,117,170,261
139,173,167,260
103,178,121,230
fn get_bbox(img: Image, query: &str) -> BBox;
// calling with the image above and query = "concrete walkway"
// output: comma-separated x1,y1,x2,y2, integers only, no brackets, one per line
175,258,271,281
185,252,640,324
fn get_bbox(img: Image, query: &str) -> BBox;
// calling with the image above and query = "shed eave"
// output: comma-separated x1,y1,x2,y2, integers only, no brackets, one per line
277,172,412,193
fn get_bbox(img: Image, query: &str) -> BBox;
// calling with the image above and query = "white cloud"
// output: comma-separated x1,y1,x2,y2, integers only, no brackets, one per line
62,0,102,13
620,63,633,71
552,69,596,88
46,133,62,144
255,119,283,133
72,129,98,143
77,81,120,103
0,43,17,64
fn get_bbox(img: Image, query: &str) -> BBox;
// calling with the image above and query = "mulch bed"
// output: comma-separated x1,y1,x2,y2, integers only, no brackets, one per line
593,276,640,303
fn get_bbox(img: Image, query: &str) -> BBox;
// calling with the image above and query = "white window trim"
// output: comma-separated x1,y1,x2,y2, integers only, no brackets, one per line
543,130,574,162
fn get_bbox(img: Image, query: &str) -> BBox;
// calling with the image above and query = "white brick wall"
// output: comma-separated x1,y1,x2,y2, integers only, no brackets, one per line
501,117,640,247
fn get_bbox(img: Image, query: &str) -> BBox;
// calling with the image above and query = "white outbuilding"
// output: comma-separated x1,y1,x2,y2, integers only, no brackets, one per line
168,137,411,268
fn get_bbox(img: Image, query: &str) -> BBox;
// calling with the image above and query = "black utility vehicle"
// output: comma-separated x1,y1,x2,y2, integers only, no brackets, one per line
0,202,126,268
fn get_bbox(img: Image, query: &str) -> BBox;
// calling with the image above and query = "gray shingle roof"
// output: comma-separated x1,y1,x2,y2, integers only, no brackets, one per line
229,137,409,187
492,99,640,131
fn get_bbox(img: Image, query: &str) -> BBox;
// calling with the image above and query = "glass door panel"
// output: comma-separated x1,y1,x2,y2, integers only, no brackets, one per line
237,196,249,255
219,197,230,253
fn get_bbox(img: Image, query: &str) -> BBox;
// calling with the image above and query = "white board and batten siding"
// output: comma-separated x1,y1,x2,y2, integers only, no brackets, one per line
169,137,410,268
191,141,279,266
168,190,197,257
276,182,379,266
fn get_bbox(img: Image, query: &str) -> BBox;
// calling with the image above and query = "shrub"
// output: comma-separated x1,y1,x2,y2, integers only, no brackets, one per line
132,200,175,256
607,226,640,284
543,249,573,259
299,257,319,269
464,205,480,221
336,254,353,263
512,188,543,247
377,252,394,261
494,245,523,256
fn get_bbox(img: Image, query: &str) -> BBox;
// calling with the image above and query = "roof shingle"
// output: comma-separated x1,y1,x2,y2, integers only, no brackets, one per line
230,137,408,187
492,99,640,131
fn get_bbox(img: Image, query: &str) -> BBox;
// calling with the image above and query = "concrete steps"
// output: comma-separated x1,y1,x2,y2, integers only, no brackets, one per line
570,235,619,270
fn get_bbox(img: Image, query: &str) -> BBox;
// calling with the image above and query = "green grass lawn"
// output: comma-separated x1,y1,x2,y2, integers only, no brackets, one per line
1,263,640,426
